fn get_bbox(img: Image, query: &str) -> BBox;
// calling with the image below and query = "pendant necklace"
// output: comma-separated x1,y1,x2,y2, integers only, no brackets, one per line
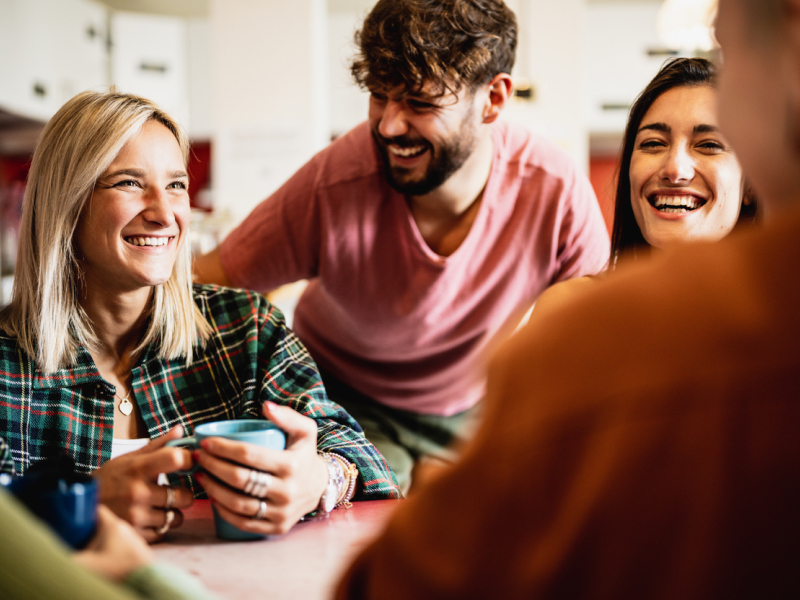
115,388,133,416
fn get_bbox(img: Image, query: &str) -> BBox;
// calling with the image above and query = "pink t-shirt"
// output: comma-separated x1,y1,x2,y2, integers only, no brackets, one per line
220,120,609,415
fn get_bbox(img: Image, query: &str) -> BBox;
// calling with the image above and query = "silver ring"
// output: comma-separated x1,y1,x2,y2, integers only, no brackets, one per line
243,469,259,495
254,500,267,521
156,509,175,535
251,472,272,498
163,485,174,510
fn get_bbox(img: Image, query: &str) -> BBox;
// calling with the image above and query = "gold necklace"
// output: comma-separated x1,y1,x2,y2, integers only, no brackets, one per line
115,388,133,416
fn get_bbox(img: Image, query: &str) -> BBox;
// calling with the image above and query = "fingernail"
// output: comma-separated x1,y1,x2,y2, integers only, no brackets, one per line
199,439,210,450
194,472,203,482
192,450,201,462
265,401,278,411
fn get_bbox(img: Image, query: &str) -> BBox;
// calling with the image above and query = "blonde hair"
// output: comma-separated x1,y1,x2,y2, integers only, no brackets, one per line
0,88,211,373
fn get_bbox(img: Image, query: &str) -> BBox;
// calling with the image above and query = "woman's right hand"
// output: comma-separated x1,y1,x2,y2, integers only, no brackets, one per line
94,425,195,542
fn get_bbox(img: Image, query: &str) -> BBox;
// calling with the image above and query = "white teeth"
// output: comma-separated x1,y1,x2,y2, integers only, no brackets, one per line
652,195,703,212
126,237,170,247
389,145,426,157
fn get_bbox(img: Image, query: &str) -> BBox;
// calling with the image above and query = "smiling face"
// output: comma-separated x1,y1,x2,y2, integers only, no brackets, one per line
629,84,744,249
368,82,482,196
74,119,190,296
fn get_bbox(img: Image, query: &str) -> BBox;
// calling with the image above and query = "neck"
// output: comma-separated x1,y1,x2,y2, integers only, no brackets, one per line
409,128,495,217
79,282,152,362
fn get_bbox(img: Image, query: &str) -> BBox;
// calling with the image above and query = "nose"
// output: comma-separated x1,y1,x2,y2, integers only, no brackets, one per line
661,144,695,184
377,99,410,140
142,187,176,228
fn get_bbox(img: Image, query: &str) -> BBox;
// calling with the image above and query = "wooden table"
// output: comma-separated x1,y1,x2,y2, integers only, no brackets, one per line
153,499,400,600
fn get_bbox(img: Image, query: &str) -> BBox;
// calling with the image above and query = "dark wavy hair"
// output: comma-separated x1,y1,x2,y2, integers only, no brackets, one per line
350,0,517,98
610,57,757,267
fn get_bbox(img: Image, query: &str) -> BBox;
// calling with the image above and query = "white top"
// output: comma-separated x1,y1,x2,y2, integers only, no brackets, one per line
110,437,149,460
110,438,168,485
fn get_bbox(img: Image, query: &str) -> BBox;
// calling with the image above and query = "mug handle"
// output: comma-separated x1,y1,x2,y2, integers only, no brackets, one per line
165,437,201,474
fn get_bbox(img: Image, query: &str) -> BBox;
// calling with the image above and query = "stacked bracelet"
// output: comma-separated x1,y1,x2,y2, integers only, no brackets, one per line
337,460,358,508
319,452,345,502
327,453,358,508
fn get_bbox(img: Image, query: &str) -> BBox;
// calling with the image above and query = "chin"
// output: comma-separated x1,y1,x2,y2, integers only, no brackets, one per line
134,274,173,289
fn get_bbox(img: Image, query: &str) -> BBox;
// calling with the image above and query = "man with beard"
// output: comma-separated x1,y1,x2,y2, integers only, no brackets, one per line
194,0,609,493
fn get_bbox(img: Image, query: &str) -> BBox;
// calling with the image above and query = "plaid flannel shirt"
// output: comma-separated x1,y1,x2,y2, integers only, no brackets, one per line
0,284,399,500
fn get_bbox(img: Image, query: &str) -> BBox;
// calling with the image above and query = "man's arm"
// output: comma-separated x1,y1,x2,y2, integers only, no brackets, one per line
193,248,233,287
545,167,610,286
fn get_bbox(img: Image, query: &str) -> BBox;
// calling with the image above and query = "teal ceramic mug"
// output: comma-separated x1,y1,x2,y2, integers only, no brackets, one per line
166,419,286,540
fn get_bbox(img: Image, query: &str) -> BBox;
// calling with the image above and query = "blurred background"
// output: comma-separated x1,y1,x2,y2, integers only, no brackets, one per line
0,0,716,307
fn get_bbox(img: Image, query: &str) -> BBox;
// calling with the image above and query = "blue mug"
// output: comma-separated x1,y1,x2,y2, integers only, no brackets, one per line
1,469,98,549
167,419,286,540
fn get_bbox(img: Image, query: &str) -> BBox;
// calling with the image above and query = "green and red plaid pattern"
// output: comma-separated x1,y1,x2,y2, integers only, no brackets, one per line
0,284,399,500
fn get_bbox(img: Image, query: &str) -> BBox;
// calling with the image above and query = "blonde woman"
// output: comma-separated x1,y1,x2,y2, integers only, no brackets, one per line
0,89,398,543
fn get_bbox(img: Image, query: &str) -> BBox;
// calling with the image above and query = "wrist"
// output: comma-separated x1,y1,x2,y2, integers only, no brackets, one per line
327,453,358,506
316,453,344,515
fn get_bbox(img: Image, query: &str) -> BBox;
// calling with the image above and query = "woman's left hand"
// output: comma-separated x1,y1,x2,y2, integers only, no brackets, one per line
193,401,330,535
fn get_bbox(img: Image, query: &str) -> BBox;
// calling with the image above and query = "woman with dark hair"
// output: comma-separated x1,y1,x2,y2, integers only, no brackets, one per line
610,56,756,266
534,57,755,313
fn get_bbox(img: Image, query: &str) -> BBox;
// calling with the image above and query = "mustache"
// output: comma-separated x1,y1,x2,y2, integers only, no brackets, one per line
372,131,430,149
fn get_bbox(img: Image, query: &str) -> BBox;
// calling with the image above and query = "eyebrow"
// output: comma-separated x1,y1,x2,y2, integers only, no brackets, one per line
693,124,719,134
103,168,188,179
637,123,719,135
638,122,670,135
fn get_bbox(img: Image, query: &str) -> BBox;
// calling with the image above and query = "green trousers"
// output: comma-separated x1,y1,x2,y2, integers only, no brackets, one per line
319,368,483,495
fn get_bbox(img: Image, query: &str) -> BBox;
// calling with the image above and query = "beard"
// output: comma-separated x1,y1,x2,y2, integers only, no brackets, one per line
371,111,479,196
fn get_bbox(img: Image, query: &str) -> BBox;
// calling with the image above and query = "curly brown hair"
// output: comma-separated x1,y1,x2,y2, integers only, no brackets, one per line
351,0,517,98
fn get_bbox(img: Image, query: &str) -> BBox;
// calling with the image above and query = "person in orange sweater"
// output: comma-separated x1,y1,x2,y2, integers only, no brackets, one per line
335,0,800,597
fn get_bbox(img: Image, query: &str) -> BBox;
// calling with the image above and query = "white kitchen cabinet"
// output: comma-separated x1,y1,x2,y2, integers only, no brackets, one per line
51,0,110,106
583,0,672,135
110,12,190,131
0,0,59,120
0,0,109,122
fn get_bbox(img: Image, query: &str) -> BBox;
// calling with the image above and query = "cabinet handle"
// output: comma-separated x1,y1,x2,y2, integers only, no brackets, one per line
601,103,629,111
646,48,679,57
139,62,168,73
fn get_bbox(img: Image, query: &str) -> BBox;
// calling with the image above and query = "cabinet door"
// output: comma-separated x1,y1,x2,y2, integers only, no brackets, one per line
0,0,108,121
0,0,58,120
110,12,189,129
584,1,667,134
50,0,109,107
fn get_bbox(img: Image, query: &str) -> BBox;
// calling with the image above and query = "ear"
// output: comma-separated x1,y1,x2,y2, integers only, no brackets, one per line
789,0,800,57
787,0,800,151
481,73,513,124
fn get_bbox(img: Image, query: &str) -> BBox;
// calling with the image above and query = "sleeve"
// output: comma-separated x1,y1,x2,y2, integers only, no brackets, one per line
0,437,15,475
123,564,220,600
0,488,158,600
218,154,325,292
551,168,610,284
250,294,400,500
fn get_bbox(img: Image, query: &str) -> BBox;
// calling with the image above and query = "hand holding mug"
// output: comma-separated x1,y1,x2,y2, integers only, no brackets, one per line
192,402,329,538
94,425,195,542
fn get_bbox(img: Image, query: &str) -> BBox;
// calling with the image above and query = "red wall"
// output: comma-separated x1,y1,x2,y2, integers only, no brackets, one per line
589,156,619,235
